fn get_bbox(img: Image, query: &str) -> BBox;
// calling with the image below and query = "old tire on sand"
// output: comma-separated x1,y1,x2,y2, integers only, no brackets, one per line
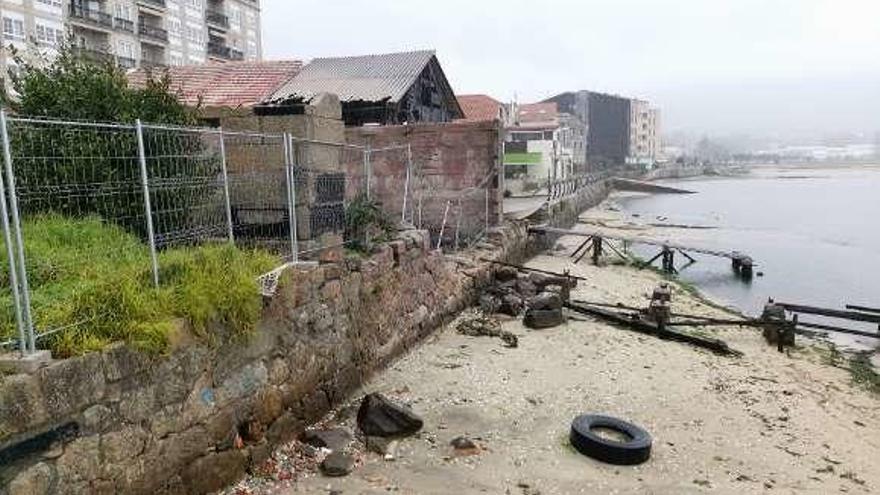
570,414,652,465
523,308,564,329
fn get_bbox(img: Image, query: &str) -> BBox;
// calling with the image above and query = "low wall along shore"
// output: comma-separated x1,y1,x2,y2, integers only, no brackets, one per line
0,227,532,495
0,171,617,494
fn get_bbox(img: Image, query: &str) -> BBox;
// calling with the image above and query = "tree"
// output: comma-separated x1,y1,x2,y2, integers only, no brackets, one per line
0,44,210,245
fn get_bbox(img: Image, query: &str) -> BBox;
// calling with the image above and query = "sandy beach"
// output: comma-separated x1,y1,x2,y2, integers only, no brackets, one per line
223,200,880,495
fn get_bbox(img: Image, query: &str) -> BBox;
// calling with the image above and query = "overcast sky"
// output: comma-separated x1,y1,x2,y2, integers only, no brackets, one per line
263,0,880,139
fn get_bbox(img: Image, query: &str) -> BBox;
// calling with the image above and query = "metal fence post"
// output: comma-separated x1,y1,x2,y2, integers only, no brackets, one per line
364,143,372,199
0,110,30,355
218,127,234,244
437,200,450,250
454,198,462,250
485,182,490,234
402,143,412,224
284,134,299,263
135,120,160,288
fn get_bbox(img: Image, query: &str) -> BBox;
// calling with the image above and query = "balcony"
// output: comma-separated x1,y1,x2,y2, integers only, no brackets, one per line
137,0,166,10
206,10,229,29
69,5,114,31
207,42,244,61
138,22,168,43
114,17,135,33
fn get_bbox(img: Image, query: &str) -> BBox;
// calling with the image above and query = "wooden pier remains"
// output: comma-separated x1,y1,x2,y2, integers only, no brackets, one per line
529,225,755,278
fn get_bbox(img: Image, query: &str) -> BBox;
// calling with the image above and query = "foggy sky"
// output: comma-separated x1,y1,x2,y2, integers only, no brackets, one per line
262,0,880,138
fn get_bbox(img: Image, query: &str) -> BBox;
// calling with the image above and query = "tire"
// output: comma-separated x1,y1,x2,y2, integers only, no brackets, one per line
523,308,564,329
569,414,652,465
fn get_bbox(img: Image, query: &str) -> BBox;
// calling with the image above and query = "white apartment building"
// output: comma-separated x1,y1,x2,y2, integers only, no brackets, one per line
628,99,661,165
1,0,261,78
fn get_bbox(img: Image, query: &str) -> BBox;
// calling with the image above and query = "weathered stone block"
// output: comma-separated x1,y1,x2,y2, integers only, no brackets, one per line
38,353,105,420
266,412,303,445
100,425,148,464
101,344,152,383
183,449,248,494
6,461,55,495
0,373,48,438
321,280,342,300
55,436,101,483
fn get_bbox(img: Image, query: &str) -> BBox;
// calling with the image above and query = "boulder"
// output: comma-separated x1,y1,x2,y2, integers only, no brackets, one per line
357,393,423,438
499,294,525,316
320,451,354,477
529,292,562,311
495,266,519,282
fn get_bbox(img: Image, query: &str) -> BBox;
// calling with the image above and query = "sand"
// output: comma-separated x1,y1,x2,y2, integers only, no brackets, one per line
231,200,880,495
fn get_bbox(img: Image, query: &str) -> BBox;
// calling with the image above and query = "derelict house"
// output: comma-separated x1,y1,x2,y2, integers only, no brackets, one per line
261,50,463,126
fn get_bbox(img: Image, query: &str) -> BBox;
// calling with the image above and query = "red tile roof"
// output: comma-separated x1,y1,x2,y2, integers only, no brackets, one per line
128,60,303,108
456,94,503,122
517,102,559,129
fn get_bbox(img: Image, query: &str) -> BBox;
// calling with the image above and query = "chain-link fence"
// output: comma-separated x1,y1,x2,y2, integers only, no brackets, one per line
0,112,498,356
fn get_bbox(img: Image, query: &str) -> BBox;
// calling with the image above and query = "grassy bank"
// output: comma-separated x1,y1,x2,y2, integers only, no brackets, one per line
1,215,278,357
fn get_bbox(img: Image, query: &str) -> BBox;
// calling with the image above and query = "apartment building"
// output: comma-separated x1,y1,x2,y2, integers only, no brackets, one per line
1,0,261,78
629,99,661,165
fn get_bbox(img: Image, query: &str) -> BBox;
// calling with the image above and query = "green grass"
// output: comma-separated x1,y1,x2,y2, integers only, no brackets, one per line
849,352,880,395
1,215,278,357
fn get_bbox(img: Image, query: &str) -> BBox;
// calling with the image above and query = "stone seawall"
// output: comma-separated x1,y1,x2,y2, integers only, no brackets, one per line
0,227,530,495
545,180,611,229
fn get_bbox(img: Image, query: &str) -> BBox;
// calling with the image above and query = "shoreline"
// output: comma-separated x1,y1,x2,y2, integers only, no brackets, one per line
220,202,880,495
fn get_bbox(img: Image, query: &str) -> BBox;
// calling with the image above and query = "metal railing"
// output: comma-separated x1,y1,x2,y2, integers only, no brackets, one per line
114,17,135,33
69,5,114,29
138,0,167,8
138,22,168,42
206,10,229,28
208,42,244,61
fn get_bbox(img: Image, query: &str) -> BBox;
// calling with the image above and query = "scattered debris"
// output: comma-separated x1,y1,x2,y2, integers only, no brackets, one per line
357,393,424,438
456,310,519,348
301,428,354,452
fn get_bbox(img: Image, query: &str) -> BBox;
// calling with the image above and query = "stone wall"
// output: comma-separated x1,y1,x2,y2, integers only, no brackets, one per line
346,121,504,230
0,225,530,495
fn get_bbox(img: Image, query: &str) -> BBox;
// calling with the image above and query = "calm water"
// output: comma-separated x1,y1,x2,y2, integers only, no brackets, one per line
618,165,880,349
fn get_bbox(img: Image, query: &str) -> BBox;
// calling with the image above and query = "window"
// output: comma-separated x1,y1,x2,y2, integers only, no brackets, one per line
229,6,242,30
187,0,202,9
2,18,25,40
117,40,134,58
167,18,183,37
35,24,64,45
169,52,183,65
114,3,133,20
35,0,63,10
185,25,203,43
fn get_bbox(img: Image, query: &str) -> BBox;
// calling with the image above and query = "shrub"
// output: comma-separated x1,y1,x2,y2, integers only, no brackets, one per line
344,195,394,252
1,42,207,242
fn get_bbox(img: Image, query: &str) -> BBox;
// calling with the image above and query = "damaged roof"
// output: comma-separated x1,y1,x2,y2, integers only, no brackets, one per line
265,50,440,105
128,61,303,108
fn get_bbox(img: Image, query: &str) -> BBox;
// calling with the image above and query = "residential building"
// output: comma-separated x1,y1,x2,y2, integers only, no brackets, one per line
503,102,584,194
628,99,661,165
0,0,262,81
456,94,516,126
263,50,463,126
545,91,631,171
